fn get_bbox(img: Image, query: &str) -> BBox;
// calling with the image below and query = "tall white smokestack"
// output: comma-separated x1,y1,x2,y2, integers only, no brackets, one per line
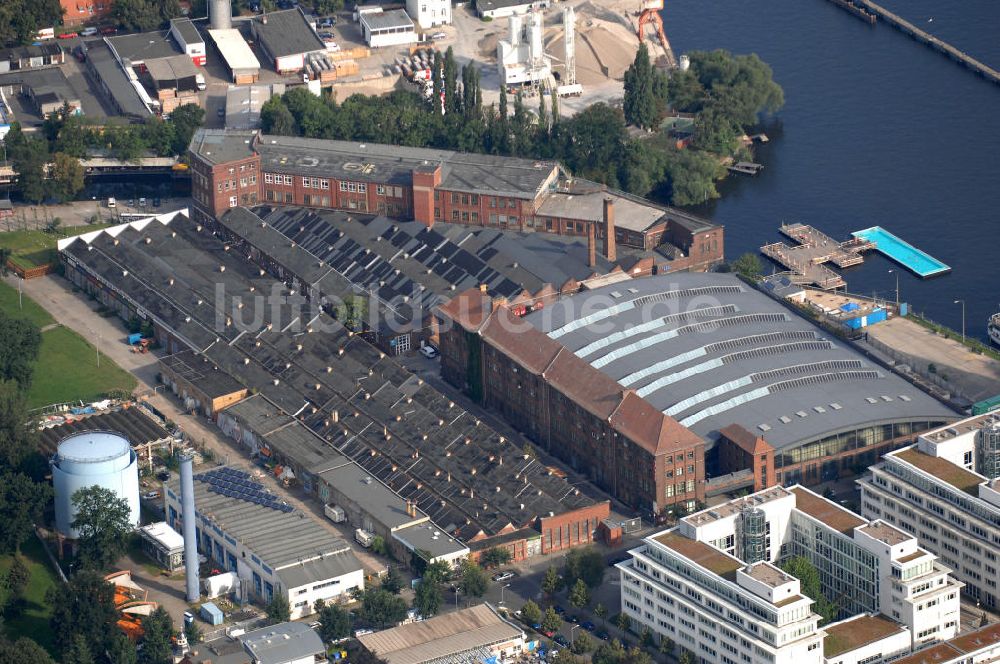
180,453,200,603
210,0,232,30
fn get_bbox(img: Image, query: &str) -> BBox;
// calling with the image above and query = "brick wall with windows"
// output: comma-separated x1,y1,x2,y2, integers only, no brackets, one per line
191,154,261,222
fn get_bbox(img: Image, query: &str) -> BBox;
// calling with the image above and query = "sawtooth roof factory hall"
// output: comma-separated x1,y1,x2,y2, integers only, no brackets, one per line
59,211,612,564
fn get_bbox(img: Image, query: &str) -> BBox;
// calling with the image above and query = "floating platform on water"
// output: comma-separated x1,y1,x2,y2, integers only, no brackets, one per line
760,223,875,290
851,226,950,278
728,162,764,176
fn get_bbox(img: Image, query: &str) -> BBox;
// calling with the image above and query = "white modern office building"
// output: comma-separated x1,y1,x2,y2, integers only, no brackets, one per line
618,485,962,664
860,413,1000,611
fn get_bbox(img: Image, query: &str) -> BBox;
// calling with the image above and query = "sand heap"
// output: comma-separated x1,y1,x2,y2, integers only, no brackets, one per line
546,16,640,86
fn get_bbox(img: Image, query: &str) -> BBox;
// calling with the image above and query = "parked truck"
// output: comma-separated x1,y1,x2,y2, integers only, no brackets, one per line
324,504,346,523
354,528,374,548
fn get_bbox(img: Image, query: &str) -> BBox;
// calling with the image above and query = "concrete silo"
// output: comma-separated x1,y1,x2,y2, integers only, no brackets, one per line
52,431,140,539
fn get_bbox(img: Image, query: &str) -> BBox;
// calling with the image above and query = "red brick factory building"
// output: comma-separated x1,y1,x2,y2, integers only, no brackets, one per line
438,273,958,515
188,129,724,273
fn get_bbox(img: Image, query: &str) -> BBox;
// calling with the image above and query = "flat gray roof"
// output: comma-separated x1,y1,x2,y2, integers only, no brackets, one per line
524,273,957,449
255,134,560,200
190,128,257,165
169,18,202,46
392,521,469,560
253,8,326,59
477,0,534,13
362,9,415,31
241,622,324,664
313,461,427,532
86,43,150,117
160,350,246,398
538,189,665,233
107,30,182,65
276,550,362,589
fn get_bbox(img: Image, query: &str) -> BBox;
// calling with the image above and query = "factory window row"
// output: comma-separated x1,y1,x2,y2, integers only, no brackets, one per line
264,173,294,185
340,181,367,193
302,177,330,190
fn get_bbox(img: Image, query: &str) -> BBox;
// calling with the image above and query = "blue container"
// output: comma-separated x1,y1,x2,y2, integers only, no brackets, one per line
128,333,143,345
200,602,224,626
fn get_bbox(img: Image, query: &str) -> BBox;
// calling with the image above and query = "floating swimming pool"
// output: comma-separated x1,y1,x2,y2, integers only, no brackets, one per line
851,226,951,278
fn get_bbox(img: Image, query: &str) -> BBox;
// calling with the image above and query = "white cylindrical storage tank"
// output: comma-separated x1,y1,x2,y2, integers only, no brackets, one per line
210,0,232,30
52,431,140,539
529,13,543,61
508,15,522,47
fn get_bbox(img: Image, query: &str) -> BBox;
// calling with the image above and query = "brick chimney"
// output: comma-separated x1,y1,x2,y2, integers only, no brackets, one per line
603,197,616,262
411,162,442,228
587,220,597,268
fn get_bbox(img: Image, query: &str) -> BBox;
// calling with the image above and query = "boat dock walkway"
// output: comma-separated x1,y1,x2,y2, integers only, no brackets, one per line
760,223,874,290
823,0,877,25
728,162,764,176
858,0,1000,85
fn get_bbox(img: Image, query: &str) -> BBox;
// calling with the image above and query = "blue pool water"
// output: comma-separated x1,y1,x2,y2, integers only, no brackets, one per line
852,227,951,277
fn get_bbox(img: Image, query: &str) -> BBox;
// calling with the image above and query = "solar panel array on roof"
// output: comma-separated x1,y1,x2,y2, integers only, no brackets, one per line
196,468,294,512
238,207,533,308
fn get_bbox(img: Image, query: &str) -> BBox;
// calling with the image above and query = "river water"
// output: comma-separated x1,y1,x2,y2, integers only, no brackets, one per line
664,0,1000,340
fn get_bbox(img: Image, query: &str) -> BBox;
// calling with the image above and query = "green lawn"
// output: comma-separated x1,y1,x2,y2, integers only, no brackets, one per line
0,224,112,270
0,282,137,408
27,326,137,408
0,281,55,328
0,537,60,654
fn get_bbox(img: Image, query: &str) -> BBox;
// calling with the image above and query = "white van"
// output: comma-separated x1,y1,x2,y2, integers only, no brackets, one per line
195,73,206,91
107,197,116,208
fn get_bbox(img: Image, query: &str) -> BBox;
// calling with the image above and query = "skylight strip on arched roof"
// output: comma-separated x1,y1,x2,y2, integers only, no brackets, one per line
618,330,819,387
590,313,789,370
635,341,834,400
574,305,737,358
665,360,864,417
547,285,743,339
678,370,881,427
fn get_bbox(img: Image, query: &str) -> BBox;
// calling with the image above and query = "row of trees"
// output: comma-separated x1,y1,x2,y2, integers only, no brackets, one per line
259,46,781,207
5,102,203,203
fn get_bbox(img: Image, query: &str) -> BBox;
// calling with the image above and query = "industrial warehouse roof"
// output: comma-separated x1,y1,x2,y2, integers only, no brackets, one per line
190,128,257,165
107,30,182,65
241,622,324,664
252,8,326,59
210,30,262,74
159,349,247,399
538,185,666,233
144,54,199,87
86,43,150,118
38,405,173,456
522,273,957,449
253,134,561,199
220,206,584,327
168,468,361,583
225,85,280,131
361,9,415,31
169,18,202,46
62,212,605,546
390,521,469,560
358,604,523,664
476,0,536,14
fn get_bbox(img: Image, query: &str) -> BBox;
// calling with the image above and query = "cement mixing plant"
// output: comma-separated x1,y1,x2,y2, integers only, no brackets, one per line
52,430,140,539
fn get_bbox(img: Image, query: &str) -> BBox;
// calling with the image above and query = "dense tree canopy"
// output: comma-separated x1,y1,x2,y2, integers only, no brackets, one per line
358,588,408,628
563,547,605,589
48,570,119,658
0,0,62,47
317,601,353,642
112,0,183,32
0,312,41,389
71,485,134,570
0,637,56,664
138,607,174,664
